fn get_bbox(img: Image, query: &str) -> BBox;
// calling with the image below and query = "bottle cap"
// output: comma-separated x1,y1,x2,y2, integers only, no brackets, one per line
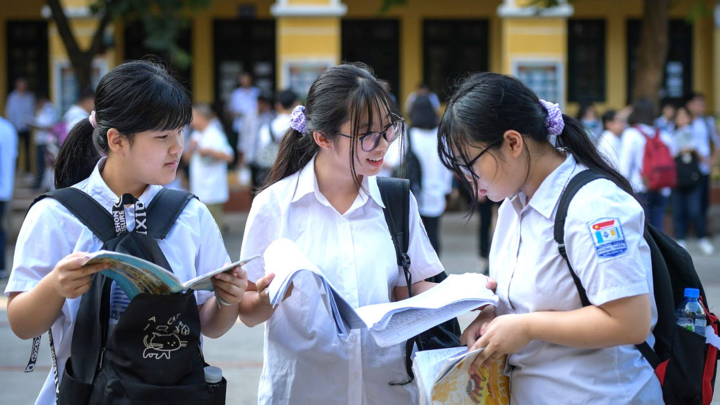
204,366,222,383
684,288,700,299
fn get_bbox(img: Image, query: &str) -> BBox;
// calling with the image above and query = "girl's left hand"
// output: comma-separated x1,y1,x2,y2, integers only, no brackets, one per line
211,265,248,307
469,313,531,370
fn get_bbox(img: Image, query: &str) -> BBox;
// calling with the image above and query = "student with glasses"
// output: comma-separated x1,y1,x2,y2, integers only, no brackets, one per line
237,63,446,404
441,73,662,403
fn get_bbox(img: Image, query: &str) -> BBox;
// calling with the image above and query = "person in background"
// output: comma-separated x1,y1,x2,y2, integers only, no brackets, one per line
654,99,676,133
30,95,57,190
619,99,674,231
0,116,18,279
576,102,602,142
407,90,453,255
405,83,440,117
687,92,719,244
63,89,95,133
186,104,235,229
596,110,625,169
671,106,714,254
230,72,261,142
5,77,35,176
252,91,299,189
379,79,399,108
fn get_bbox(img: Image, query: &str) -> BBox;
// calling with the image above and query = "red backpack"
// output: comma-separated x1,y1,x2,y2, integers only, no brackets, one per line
636,125,677,190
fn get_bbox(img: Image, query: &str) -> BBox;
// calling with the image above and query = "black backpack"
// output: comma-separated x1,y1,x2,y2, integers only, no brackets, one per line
555,170,719,404
675,151,702,191
392,128,423,198
30,187,223,405
377,177,461,383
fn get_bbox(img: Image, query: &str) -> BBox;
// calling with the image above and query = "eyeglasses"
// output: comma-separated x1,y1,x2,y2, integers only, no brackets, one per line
457,140,500,180
337,115,405,152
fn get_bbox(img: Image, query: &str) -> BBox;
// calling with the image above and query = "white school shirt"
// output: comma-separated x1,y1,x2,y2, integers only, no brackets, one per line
596,129,622,170
408,127,453,217
490,154,662,404
189,123,234,205
5,158,230,405
240,155,444,405
0,117,18,202
62,105,89,133
690,116,718,175
254,113,290,164
230,86,260,133
618,124,673,195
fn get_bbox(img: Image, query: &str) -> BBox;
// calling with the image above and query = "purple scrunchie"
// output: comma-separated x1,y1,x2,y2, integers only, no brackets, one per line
539,99,564,136
290,105,306,134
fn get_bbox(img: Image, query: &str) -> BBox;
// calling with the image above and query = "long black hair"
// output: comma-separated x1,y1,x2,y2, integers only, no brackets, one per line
438,72,636,206
264,63,400,190
54,60,192,189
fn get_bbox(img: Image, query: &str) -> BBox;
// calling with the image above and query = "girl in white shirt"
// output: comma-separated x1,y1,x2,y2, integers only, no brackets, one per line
238,63,446,404
5,61,248,405
439,73,663,404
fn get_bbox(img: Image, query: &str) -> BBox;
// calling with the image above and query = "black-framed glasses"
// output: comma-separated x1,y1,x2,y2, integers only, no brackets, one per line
337,115,405,152
457,140,501,179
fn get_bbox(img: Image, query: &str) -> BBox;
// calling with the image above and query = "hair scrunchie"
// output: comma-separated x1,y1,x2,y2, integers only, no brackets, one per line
289,105,306,135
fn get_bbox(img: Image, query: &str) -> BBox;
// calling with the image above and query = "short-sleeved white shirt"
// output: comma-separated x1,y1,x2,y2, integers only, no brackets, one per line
5,158,230,405
189,123,234,205
596,129,622,170
408,127,453,217
490,154,663,404
240,155,443,405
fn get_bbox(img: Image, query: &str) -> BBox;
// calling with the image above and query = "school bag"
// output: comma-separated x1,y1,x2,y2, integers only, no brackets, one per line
636,125,678,191
675,151,702,191
28,187,224,405
392,129,423,198
255,121,280,169
377,177,461,383
555,170,718,405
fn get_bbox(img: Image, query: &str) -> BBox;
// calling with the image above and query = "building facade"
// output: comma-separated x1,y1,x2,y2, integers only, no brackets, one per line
1,0,717,118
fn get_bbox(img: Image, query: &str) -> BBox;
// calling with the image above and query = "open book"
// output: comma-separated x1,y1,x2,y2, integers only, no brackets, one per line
263,238,498,347
414,347,510,405
84,250,260,299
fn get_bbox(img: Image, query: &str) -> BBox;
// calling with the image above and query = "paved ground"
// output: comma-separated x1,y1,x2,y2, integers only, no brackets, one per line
1,203,719,404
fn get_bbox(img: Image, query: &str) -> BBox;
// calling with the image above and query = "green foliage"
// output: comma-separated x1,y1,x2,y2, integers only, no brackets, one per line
90,0,213,69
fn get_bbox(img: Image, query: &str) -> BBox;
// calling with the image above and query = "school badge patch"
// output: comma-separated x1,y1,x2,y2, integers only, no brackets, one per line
587,218,627,259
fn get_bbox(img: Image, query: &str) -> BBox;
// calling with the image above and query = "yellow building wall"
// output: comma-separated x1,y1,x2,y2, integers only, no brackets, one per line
0,0,46,113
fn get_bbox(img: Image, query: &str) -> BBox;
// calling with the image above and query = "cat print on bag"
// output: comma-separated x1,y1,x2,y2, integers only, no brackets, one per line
141,314,190,360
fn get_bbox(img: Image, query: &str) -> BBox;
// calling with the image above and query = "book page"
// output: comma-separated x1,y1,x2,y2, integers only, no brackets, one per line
414,347,469,403
85,251,183,299
264,239,328,304
183,255,261,291
431,351,510,405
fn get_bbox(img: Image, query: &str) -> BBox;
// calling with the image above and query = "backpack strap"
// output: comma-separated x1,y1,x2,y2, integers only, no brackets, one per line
377,177,417,384
554,170,662,370
145,188,197,240
32,188,117,243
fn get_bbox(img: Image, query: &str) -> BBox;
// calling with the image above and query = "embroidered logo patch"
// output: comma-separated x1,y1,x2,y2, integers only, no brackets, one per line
588,218,627,259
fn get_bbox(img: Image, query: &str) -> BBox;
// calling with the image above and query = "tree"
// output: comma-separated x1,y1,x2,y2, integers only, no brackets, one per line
47,0,212,93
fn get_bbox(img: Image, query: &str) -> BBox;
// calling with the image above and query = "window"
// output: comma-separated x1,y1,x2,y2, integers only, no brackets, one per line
342,19,400,101
6,21,49,98
213,19,276,105
423,20,489,101
568,20,606,102
627,19,692,104
124,21,193,91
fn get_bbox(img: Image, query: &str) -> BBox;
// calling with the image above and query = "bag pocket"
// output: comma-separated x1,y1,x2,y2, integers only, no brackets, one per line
102,378,214,405
663,324,706,404
57,358,93,405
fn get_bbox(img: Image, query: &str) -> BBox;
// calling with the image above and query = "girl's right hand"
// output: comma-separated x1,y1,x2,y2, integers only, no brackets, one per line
460,306,497,350
50,252,106,299
255,273,293,306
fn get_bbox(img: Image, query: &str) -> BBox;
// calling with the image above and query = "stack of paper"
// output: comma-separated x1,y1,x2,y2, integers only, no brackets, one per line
262,238,499,347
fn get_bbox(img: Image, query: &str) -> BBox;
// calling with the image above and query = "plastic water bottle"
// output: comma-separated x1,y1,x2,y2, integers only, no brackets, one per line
204,366,226,405
675,288,706,337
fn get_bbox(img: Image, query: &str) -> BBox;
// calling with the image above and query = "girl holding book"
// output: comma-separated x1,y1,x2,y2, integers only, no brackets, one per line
444,73,663,403
238,63,445,404
5,60,248,405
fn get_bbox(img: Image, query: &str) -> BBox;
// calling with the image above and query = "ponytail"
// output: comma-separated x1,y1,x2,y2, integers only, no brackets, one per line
54,118,100,189
263,128,319,189
556,115,638,201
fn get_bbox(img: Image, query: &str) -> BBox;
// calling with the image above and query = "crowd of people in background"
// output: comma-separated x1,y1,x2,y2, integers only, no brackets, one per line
1,71,720,280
